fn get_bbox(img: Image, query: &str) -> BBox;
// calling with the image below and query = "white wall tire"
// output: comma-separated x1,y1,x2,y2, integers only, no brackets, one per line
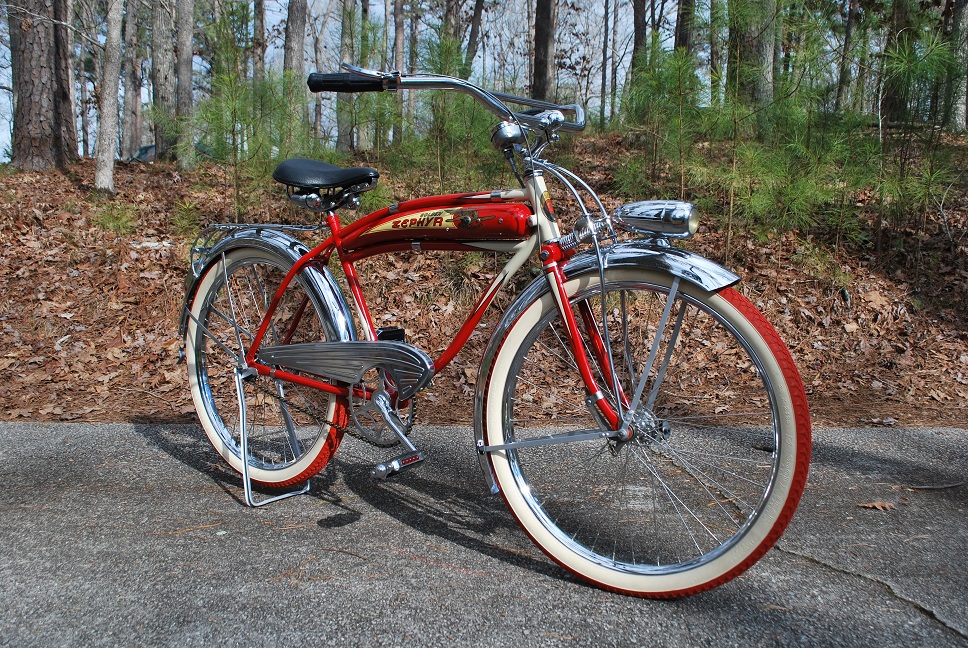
186,247,347,487
482,269,811,597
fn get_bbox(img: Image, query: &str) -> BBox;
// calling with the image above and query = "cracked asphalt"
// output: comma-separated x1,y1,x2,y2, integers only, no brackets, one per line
0,422,965,647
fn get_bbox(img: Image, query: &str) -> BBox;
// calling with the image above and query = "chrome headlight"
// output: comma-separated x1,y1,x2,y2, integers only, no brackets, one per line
612,201,699,239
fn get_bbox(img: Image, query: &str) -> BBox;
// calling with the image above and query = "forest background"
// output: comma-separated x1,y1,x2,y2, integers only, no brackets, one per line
0,0,966,425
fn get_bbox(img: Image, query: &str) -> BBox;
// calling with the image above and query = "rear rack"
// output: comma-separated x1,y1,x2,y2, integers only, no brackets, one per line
189,223,325,277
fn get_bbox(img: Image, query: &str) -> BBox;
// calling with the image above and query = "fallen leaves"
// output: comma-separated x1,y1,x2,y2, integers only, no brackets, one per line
1,157,966,426
0,161,194,423
857,501,896,511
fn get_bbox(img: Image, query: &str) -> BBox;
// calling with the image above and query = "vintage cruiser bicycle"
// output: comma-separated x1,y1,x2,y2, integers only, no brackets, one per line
180,64,811,598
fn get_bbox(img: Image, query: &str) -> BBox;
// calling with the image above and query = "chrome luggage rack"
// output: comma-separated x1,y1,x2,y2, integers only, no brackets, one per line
189,223,325,277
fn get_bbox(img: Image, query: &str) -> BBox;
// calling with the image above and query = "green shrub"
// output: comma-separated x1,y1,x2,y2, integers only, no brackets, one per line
94,202,138,235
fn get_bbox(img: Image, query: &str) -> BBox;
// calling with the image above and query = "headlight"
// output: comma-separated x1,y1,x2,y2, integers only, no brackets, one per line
490,121,526,152
612,201,699,239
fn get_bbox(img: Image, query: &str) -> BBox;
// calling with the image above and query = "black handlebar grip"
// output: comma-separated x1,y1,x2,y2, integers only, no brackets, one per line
307,72,386,93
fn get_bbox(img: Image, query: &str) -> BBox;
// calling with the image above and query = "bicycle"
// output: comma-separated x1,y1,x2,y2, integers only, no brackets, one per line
179,64,811,598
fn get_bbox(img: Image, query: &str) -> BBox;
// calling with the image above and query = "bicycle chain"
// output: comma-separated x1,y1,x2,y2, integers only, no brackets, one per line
244,373,415,443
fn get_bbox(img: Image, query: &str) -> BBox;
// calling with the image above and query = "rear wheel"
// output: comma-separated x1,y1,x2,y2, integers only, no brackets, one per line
482,268,811,597
186,246,347,487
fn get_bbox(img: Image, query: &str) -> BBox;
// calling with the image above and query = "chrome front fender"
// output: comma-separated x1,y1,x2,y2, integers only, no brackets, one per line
472,240,740,494
178,227,356,346
563,241,740,293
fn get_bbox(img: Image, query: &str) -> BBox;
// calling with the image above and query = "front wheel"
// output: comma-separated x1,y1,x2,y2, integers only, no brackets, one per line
185,246,348,487
481,268,811,598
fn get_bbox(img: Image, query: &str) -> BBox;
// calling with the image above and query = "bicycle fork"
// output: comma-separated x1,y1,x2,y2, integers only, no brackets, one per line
479,247,684,453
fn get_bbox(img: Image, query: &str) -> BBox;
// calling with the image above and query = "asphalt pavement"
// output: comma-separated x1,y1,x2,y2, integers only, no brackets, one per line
0,421,965,647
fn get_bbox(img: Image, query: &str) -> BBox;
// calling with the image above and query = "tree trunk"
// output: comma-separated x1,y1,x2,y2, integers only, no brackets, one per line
772,0,783,89
54,0,76,161
601,0,609,126
630,0,647,81
443,0,460,41
336,0,355,151
251,0,266,138
7,7,20,116
151,0,177,159
835,0,859,113
854,21,869,112
948,0,967,131
463,0,485,77
176,0,195,169
78,0,104,158
284,0,307,77
95,0,125,192
382,0,390,69
313,18,325,140
9,0,78,170
532,0,557,101
726,0,776,109
79,55,91,157
408,6,418,127
526,0,533,84
392,0,406,144
253,0,265,84
121,0,143,160
284,0,309,144
610,0,620,118
674,0,695,53
881,0,913,123
309,0,335,141
709,0,723,106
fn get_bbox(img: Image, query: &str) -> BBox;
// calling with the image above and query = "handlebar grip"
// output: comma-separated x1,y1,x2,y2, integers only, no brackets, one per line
307,72,386,93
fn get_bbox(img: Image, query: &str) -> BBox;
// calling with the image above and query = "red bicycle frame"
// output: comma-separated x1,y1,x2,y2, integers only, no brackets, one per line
240,186,623,430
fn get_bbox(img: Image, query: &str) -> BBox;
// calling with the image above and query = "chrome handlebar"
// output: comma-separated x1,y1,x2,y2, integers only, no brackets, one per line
308,63,586,135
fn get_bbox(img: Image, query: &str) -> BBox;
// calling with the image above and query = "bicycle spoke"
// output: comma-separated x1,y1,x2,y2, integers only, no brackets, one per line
650,441,759,524
628,445,718,552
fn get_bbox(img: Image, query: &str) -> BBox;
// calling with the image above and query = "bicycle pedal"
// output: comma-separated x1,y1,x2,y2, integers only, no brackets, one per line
371,451,424,479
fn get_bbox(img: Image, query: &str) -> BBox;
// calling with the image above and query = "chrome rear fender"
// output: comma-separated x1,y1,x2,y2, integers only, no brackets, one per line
473,240,740,493
178,227,356,345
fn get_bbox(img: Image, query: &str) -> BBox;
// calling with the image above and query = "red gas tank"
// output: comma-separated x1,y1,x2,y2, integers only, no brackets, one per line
343,195,534,253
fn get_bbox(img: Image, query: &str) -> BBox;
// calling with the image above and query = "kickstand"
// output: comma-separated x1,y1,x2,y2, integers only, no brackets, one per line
234,368,310,507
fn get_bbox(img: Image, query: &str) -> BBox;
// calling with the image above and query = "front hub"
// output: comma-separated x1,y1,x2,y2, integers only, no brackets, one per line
628,408,671,446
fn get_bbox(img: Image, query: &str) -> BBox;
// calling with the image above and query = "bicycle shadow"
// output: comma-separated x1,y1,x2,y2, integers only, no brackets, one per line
132,422,359,516
319,428,571,583
134,422,572,585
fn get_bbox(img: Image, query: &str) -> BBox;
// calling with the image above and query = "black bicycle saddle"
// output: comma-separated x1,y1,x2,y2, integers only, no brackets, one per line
272,158,379,193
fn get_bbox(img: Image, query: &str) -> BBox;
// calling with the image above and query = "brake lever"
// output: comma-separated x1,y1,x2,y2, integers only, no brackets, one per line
340,62,401,81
